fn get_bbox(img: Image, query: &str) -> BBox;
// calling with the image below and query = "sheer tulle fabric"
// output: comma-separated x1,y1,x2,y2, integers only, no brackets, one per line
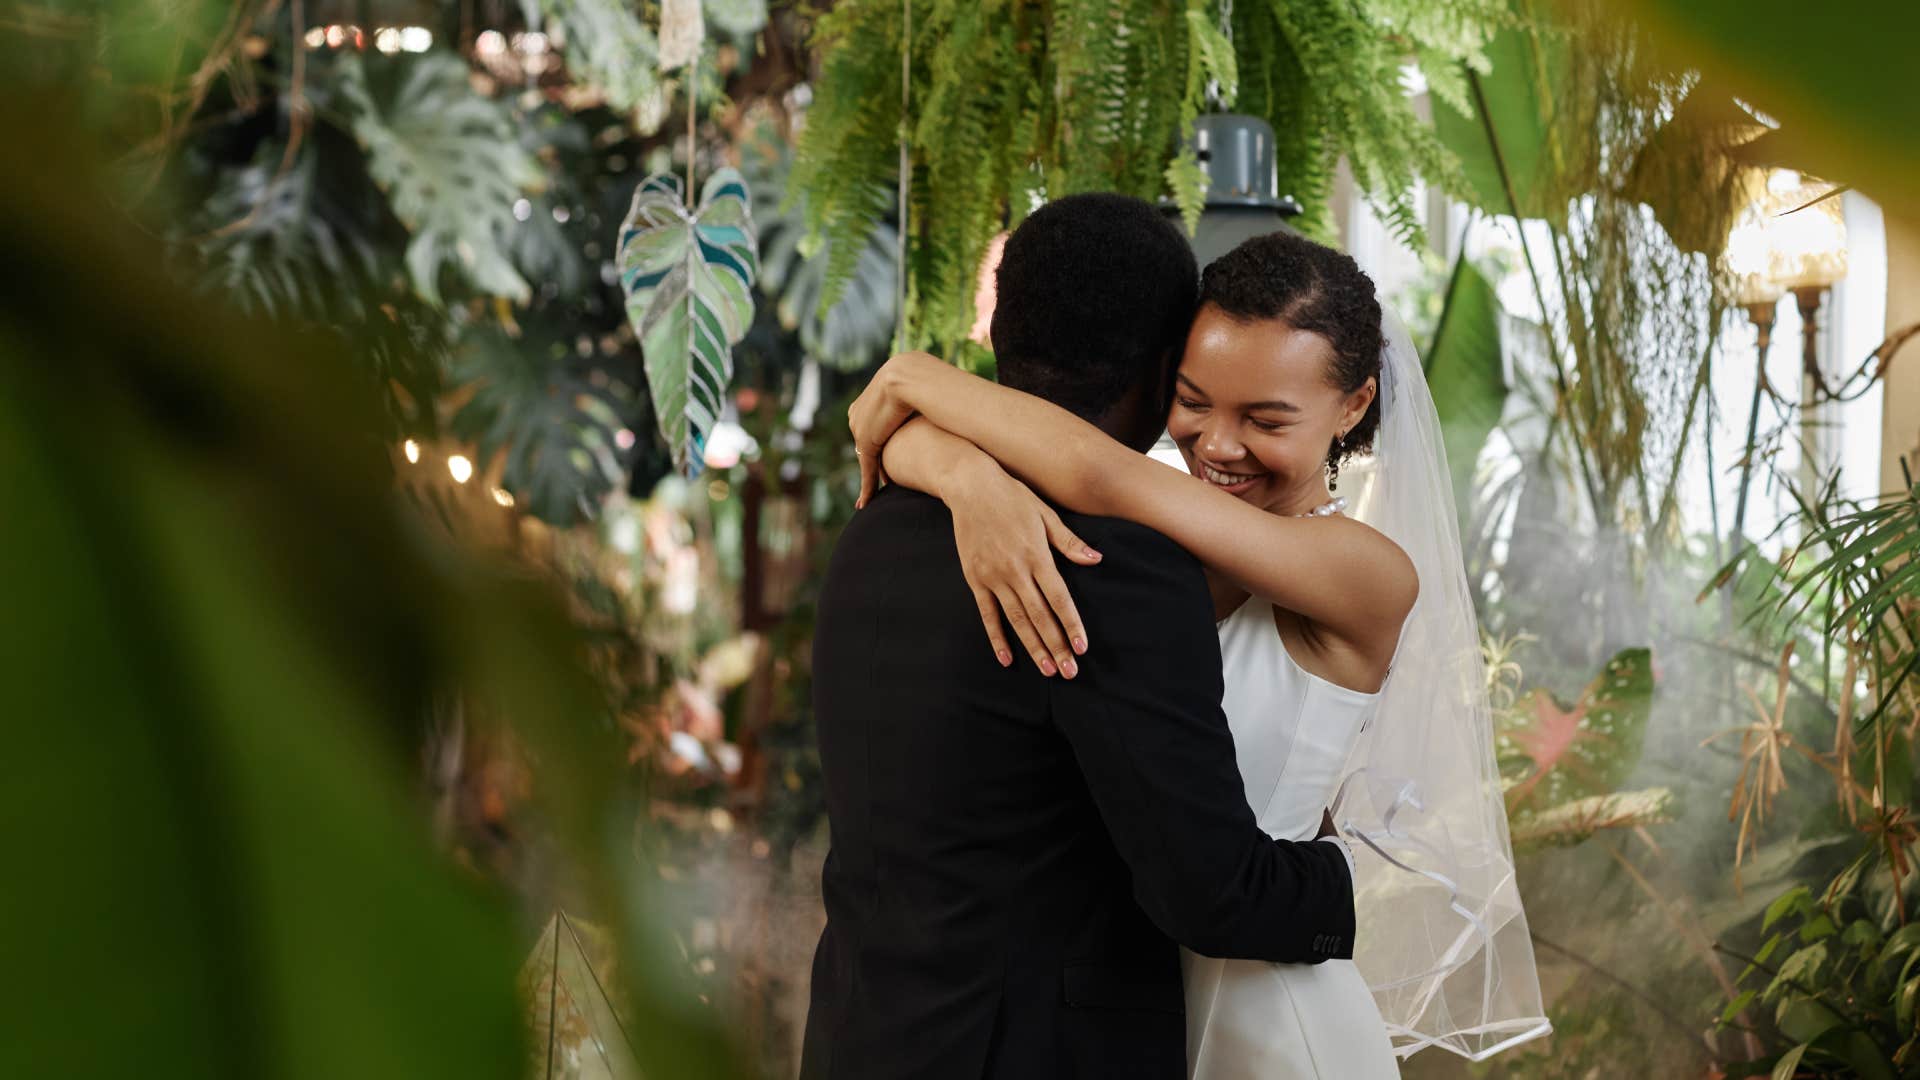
1334,307,1550,1060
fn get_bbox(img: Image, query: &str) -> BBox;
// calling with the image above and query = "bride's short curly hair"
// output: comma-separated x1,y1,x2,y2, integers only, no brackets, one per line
1200,232,1384,469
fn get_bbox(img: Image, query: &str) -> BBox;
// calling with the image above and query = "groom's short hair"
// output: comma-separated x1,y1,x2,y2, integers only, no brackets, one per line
990,194,1198,425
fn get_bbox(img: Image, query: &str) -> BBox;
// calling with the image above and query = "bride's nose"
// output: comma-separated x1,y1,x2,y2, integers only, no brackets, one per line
1199,420,1244,462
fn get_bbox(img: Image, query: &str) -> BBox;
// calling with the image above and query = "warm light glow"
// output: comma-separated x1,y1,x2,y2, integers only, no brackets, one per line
475,30,507,56
1723,206,1782,306
303,26,326,48
399,26,433,53
447,454,474,484
490,487,515,508
1766,172,1848,291
374,27,402,53
402,438,421,464
1723,169,1849,303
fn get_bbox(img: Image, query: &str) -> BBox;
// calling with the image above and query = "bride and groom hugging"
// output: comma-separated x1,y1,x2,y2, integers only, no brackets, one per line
800,194,1547,1079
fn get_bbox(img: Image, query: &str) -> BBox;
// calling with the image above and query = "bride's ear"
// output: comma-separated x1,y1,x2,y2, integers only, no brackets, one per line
1342,376,1377,430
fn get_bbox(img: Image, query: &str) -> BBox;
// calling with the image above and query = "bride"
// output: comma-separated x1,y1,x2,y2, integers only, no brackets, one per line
847,230,1549,1074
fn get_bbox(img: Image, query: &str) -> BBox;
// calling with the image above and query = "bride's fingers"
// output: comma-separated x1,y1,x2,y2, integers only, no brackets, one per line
1014,579,1077,679
1032,562,1087,658
994,585,1057,677
970,586,1014,668
1041,509,1102,567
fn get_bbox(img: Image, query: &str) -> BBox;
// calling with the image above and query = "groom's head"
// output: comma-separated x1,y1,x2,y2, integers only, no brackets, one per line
990,194,1198,452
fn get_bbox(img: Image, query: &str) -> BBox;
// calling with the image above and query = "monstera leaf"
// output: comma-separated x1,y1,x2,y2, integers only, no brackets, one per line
1499,647,1656,816
451,323,631,525
617,169,758,475
336,52,543,305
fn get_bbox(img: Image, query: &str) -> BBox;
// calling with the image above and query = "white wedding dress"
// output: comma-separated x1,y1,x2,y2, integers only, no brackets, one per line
1180,593,1400,1079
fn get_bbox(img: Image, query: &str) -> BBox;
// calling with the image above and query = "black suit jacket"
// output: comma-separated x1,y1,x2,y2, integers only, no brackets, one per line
800,487,1355,1080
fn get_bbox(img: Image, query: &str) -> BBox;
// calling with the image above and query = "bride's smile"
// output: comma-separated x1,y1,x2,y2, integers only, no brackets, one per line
1197,460,1265,493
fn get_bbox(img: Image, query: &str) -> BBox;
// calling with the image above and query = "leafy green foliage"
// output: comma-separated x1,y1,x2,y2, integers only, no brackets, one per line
704,0,772,37
182,131,450,435
1719,480,1920,737
1612,0,1920,223
1721,871,1919,1078
1430,9,1572,223
1165,3,1241,234
744,129,899,371
0,101,740,1079
1508,787,1675,850
1243,0,1465,243
523,0,664,121
450,321,634,525
1500,647,1657,815
618,169,760,474
1425,258,1507,523
1433,1,1739,590
336,52,544,305
793,0,1502,354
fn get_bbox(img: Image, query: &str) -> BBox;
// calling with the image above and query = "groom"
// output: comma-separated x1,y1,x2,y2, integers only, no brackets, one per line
801,194,1355,1080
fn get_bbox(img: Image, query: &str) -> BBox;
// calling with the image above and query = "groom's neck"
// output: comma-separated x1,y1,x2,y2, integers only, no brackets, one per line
1092,378,1167,453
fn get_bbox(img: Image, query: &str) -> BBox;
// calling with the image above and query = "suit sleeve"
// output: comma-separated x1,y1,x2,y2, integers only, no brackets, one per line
1050,517,1356,963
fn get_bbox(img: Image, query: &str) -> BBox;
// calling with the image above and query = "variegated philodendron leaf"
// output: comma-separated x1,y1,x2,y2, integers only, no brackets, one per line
1498,646,1656,815
617,169,757,475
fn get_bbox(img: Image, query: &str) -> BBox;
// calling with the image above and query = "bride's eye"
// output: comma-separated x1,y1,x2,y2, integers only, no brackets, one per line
1176,397,1207,411
1250,418,1287,433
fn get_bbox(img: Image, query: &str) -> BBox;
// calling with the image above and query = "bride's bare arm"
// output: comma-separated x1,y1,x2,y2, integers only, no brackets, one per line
851,353,1417,652
877,417,1101,677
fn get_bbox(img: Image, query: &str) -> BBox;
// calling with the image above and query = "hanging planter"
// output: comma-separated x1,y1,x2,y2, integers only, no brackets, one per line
616,168,759,476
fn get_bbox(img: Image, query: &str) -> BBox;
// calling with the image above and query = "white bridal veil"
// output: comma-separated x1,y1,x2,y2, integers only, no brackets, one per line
1335,306,1551,1060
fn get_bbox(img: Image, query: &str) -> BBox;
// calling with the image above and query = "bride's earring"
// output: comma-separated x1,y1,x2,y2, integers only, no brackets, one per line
1327,432,1345,490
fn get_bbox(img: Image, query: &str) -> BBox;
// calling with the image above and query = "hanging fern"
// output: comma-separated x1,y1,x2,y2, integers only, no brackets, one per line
793,0,1500,356
743,126,900,371
1167,3,1241,234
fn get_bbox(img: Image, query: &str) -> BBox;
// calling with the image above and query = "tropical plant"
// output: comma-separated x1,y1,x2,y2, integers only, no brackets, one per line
1423,256,1508,526
0,92,743,1078
741,119,901,372
337,50,546,305
617,168,761,474
1414,4,1803,721
1497,646,1676,849
1728,475,1920,742
65,0,796,523
1612,0,1920,223
790,0,1508,354
1717,873,1920,1078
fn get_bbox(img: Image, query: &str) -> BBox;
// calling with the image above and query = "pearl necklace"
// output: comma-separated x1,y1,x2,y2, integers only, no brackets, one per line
1291,497,1347,518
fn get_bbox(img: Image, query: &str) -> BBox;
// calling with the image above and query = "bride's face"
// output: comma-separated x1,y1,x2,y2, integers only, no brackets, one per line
1166,303,1371,516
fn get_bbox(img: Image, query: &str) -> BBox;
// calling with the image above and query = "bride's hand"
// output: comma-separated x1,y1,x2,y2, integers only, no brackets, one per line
850,351,944,507
947,457,1101,677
